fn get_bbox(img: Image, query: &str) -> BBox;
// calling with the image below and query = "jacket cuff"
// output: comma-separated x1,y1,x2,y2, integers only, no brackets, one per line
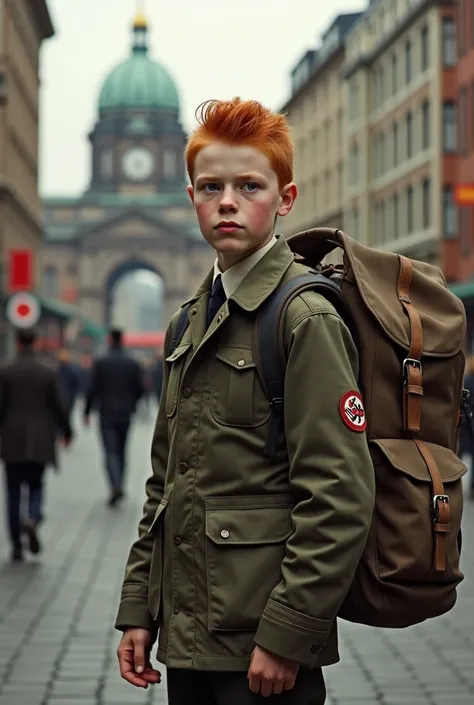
254,599,332,667
114,585,156,634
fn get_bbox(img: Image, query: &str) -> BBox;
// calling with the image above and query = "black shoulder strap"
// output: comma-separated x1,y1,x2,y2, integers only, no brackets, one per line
169,303,192,356
256,272,349,457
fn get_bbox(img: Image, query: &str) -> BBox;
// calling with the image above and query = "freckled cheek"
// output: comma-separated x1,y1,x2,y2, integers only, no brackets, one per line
194,201,215,227
245,199,276,231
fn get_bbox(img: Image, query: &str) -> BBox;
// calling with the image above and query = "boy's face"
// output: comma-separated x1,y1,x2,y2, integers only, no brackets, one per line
188,142,297,270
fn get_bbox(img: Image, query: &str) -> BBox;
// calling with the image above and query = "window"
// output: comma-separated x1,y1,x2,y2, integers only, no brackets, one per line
349,79,359,121
101,150,113,179
421,25,429,70
459,87,468,152
392,122,399,167
459,0,466,56
392,53,398,95
443,186,457,238
393,193,399,238
443,102,457,151
43,266,58,297
352,207,360,239
406,111,413,159
442,17,456,66
407,186,413,233
163,149,177,180
405,40,412,84
380,132,385,174
422,100,430,149
422,178,431,228
349,143,359,185
472,81,474,150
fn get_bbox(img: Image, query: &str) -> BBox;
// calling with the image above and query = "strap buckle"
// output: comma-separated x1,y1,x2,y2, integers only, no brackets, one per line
270,397,284,413
432,494,449,522
403,357,422,382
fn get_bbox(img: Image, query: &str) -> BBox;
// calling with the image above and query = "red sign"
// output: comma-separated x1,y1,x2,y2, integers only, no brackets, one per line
454,184,474,206
7,249,34,293
6,292,41,328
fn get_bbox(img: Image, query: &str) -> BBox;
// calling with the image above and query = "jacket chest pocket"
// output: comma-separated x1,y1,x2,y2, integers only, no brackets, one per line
210,346,271,427
165,344,191,417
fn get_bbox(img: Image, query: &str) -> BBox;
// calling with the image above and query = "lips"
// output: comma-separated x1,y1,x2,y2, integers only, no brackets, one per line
214,221,243,229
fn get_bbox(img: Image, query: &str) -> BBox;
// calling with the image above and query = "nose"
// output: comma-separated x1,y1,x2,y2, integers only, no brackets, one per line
218,185,238,213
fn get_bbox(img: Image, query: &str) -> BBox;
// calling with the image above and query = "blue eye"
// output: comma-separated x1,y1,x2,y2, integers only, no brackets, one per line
204,183,219,192
243,182,259,192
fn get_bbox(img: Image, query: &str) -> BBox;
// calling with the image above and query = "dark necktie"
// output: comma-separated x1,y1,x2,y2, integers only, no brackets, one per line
207,275,226,328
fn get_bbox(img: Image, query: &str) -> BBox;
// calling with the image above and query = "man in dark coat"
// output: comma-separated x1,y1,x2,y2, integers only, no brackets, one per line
0,328,73,562
84,328,145,506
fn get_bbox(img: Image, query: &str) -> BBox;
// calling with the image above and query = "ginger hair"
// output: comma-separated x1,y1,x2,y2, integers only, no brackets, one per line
185,97,294,188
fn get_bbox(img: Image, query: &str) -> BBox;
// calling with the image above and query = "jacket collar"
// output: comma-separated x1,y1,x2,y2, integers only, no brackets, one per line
182,234,295,312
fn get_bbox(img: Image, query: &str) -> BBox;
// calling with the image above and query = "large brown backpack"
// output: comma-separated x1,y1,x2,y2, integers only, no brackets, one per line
255,227,468,628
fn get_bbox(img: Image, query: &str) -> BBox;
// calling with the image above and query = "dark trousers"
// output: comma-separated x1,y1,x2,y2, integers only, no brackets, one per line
3,462,45,549
99,416,130,492
166,667,326,705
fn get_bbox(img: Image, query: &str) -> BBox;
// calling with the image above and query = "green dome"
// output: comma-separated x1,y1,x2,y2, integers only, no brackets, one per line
98,21,179,112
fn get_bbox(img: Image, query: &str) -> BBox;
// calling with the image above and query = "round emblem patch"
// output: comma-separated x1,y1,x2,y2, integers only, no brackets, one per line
339,391,367,432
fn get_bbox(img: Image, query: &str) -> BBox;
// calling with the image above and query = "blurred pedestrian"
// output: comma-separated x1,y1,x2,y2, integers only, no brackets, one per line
0,328,73,562
84,328,145,506
151,353,163,405
57,347,81,415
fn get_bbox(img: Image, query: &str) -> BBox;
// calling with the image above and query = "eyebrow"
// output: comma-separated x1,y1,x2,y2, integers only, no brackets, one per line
195,173,266,185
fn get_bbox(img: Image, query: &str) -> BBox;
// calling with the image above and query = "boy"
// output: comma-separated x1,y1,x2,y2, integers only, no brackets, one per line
115,98,375,704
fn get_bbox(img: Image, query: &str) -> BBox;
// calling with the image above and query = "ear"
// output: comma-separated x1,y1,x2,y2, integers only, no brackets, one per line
277,183,297,217
187,184,195,204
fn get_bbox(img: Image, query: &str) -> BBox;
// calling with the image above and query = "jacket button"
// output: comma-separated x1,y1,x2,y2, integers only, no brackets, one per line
237,360,245,367
191,309,197,316
178,461,188,474
173,606,180,614
217,314,223,323
220,529,230,539
182,388,192,398
310,644,318,654
174,537,182,546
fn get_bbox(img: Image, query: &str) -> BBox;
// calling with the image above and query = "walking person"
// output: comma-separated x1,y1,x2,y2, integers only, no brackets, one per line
84,328,145,507
56,347,81,415
115,99,375,704
0,328,73,562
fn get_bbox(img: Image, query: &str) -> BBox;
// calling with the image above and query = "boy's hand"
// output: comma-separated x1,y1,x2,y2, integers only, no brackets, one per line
117,627,161,689
248,645,299,696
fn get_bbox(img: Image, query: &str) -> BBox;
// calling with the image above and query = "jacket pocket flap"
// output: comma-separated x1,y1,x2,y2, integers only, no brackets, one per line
148,498,168,533
205,499,293,546
166,344,191,363
215,346,255,371
371,439,467,483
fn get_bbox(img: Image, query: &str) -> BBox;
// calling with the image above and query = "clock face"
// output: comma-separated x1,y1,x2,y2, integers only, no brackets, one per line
122,147,155,181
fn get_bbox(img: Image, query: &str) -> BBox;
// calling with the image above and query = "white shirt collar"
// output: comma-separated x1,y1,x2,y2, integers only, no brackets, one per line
212,235,278,298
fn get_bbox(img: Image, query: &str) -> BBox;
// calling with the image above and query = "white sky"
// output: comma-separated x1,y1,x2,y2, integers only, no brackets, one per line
39,0,364,197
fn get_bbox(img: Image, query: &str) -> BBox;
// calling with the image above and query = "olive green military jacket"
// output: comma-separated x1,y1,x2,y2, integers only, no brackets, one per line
115,235,375,671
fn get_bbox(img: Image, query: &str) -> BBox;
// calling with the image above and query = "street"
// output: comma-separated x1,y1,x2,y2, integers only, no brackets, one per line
0,411,473,705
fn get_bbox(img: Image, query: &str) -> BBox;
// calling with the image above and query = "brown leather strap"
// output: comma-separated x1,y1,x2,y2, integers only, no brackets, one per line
397,256,424,432
414,440,451,572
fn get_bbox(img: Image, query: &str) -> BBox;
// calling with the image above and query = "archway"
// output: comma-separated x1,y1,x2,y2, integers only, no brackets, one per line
105,259,164,336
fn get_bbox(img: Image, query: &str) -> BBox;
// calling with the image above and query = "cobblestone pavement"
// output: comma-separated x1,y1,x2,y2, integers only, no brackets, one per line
0,409,473,705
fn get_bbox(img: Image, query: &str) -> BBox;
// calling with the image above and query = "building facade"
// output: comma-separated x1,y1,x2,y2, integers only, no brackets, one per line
0,0,54,354
342,0,458,266
42,13,213,333
281,14,362,238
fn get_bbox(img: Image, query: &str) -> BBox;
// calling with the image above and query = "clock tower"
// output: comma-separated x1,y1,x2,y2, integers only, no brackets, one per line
87,12,186,194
